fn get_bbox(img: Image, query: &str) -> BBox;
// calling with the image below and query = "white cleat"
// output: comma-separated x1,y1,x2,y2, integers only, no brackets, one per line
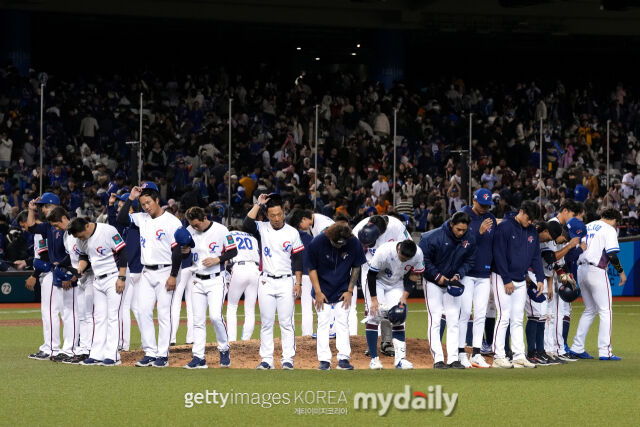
470,354,491,368
459,353,472,368
369,357,384,370
492,357,514,369
512,358,537,369
395,359,414,370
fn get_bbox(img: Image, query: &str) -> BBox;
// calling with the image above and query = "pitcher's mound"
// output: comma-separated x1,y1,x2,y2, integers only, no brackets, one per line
121,336,452,369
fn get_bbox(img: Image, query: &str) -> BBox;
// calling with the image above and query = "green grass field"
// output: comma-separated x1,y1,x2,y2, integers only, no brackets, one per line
1,300,639,426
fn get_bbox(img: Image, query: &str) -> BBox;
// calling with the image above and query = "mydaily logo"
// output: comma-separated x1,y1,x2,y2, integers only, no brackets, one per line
353,385,458,416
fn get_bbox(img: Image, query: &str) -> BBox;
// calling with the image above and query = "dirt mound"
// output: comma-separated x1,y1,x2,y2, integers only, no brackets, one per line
121,336,456,369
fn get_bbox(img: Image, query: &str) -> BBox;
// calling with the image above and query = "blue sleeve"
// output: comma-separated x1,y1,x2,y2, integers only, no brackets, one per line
28,222,49,236
457,237,476,279
564,246,582,263
419,233,441,283
529,233,545,283
306,239,319,271
107,205,118,227
492,223,512,283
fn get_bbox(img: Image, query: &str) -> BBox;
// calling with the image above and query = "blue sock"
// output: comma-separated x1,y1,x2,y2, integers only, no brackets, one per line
365,328,378,358
440,318,446,341
525,318,537,354
484,317,495,346
466,320,473,346
392,330,405,342
536,320,546,353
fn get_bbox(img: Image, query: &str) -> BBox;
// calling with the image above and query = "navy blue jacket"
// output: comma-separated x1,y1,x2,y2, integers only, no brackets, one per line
419,220,476,284
29,222,65,264
108,205,143,273
299,231,313,276
307,234,366,304
564,246,582,278
461,205,497,278
492,211,545,284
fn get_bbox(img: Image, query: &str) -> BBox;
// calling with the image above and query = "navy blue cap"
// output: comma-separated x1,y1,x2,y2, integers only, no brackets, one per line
141,181,159,192
474,189,493,206
116,193,139,209
36,192,60,205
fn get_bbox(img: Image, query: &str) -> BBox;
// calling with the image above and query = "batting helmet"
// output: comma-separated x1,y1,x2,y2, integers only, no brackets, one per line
527,281,546,303
446,279,465,297
174,227,195,248
358,223,380,247
33,258,52,273
387,304,407,325
558,281,580,303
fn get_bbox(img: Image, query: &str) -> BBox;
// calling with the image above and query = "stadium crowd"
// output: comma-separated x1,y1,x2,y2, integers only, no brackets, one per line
1,62,640,269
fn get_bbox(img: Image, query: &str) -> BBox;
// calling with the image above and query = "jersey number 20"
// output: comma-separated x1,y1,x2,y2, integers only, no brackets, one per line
235,236,253,250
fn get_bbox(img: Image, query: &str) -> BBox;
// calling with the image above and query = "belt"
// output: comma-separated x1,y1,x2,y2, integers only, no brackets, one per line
97,272,117,280
264,273,292,279
195,272,221,280
233,261,258,267
144,264,170,270
578,261,603,270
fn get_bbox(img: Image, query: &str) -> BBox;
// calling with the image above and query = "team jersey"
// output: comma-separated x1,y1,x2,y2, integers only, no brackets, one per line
34,234,47,259
63,232,82,269
310,213,334,237
368,241,425,288
230,231,260,264
539,217,565,268
579,220,620,269
188,222,236,275
353,215,410,260
256,221,304,276
75,223,126,276
130,211,182,265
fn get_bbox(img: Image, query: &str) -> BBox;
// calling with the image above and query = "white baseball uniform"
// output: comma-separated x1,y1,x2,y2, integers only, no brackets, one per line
255,220,304,367
188,222,236,359
352,216,409,335
170,266,193,345
227,230,260,341
571,220,620,358
34,235,57,356
75,223,126,362
130,211,182,358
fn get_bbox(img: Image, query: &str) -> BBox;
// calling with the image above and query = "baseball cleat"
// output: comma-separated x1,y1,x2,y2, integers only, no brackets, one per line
512,358,536,368
547,354,567,365
364,349,370,356
311,333,317,339
184,357,208,369
558,353,578,362
102,359,122,366
256,361,273,370
29,351,51,360
568,350,594,359
152,357,169,368
67,354,89,364
135,356,157,367
448,361,466,370
599,355,622,361
459,353,472,368
51,353,72,363
369,357,384,370
380,342,395,357
80,358,103,366
282,362,294,370
170,342,176,347
492,358,513,369
470,354,491,368
318,361,331,371
538,352,557,365
395,359,414,370
337,359,354,370
433,361,448,369
219,350,231,368
481,341,493,355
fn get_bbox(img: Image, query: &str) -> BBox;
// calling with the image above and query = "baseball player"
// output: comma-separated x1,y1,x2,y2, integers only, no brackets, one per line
27,193,78,362
47,207,95,364
180,207,238,369
243,193,304,370
562,214,588,351
308,223,366,370
353,215,410,352
68,217,127,366
457,189,497,368
491,201,545,368
419,212,476,369
570,208,626,361
171,237,195,346
108,192,143,351
227,227,261,341
365,239,424,370
116,182,183,368
19,209,54,360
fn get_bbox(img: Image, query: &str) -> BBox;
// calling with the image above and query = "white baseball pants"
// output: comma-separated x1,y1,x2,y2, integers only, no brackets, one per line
171,269,193,344
227,263,259,341
89,273,123,362
300,274,314,336
424,280,461,364
137,266,174,358
458,275,491,349
118,270,140,351
76,273,94,355
492,273,527,360
191,275,229,359
38,272,60,355
316,301,350,362
258,275,296,366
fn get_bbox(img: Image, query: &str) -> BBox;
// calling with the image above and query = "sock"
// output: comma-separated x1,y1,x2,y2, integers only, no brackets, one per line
366,327,379,358
472,347,480,356
525,318,537,355
484,317,495,346
505,325,511,355
440,318,446,341
458,347,466,356
391,330,405,342
536,320,546,354
466,320,473,347
562,317,570,346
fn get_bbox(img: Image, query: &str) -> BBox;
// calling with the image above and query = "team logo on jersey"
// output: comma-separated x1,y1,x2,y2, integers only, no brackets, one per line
72,244,80,256
384,268,393,278
156,229,166,240
112,234,123,245
282,241,292,251
528,235,533,243
368,248,376,256
96,246,108,255
462,240,470,248
38,239,47,249
209,242,219,253
226,235,234,245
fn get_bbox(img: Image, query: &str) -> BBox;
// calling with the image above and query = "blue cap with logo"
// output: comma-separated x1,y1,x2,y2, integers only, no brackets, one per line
474,189,493,206
36,192,60,205
566,217,587,239
116,193,139,209
140,181,159,192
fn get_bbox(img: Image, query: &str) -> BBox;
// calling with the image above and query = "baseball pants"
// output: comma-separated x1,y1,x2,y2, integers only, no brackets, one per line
316,301,350,363
137,266,174,358
171,269,194,345
191,275,229,359
76,273,94,355
492,273,527,360
89,273,123,362
425,280,461,364
59,285,79,357
300,274,314,336
361,263,393,343
118,271,140,351
38,272,60,355
458,275,491,350
227,262,259,341
258,275,296,367
571,264,614,358
546,276,568,356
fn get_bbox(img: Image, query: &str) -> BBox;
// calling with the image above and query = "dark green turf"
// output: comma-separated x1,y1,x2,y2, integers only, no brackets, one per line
1,301,638,425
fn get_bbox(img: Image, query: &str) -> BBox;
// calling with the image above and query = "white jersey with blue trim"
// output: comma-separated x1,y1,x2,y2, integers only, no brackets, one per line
310,213,334,237
130,211,182,265
63,231,82,269
75,223,126,276
353,215,410,261
368,241,425,288
230,231,260,264
579,220,620,269
34,234,47,259
187,222,236,275
539,217,565,268
256,221,304,276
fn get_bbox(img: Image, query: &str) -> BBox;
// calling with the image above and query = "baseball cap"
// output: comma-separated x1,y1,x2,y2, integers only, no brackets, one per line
566,217,587,239
474,189,493,206
546,221,563,240
116,193,139,209
140,181,159,192
36,192,60,205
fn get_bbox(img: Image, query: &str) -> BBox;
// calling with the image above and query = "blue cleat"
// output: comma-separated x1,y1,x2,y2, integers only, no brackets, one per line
101,359,121,366
220,350,231,368
318,361,331,370
153,357,169,368
329,332,336,339
80,358,103,366
337,359,354,370
568,350,594,360
282,362,294,370
184,356,208,369
135,356,157,367
599,355,622,361
256,361,273,370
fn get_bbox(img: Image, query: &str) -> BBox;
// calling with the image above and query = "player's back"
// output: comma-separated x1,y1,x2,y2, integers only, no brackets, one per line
230,230,260,264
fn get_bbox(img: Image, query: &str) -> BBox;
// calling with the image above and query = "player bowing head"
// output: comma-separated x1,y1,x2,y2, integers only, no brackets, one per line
184,206,210,231
516,200,541,228
449,212,471,239
397,239,418,262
